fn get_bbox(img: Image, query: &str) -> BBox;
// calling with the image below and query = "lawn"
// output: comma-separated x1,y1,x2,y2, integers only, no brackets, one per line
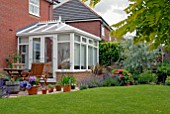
0,85,170,114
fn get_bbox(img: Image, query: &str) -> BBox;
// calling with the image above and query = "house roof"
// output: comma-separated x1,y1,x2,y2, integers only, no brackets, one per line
53,0,111,30
16,20,101,41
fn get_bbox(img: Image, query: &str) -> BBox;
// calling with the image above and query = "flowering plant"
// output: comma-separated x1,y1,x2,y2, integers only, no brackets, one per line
112,69,134,86
20,76,40,89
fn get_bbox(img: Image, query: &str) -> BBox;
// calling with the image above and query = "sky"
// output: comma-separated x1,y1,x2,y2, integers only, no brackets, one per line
59,0,130,25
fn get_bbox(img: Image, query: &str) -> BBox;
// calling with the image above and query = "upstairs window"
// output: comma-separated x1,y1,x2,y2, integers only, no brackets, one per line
29,0,40,17
101,25,105,36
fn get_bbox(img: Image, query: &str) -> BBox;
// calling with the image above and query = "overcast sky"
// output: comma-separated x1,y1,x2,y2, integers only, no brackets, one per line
59,0,130,25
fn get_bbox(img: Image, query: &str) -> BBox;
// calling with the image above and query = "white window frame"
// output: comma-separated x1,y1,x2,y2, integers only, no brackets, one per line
29,0,40,17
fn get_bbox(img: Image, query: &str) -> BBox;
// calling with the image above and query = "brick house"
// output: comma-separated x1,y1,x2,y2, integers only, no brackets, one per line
0,0,111,82
0,0,57,70
53,0,112,41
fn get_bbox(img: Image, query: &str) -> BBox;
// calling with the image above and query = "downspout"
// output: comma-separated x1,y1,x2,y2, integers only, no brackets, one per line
48,0,60,20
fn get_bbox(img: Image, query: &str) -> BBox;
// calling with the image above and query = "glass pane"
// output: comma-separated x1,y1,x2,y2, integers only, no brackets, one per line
20,38,29,44
29,5,34,13
58,43,70,69
88,46,93,69
89,40,93,45
74,43,80,69
30,0,39,5
58,34,70,41
45,37,53,78
45,38,53,63
82,38,86,43
81,45,86,69
75,35,80,42
94,48,97,65
94,41,98,46
19,45,29,68
33,38,40,63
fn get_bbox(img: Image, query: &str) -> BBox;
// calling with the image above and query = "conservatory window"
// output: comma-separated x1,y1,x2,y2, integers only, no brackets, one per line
94,48,97,65
75,35,80,42
88,46,93,69
29,0,40,17
58,34,70,41
58,43,70,69
33,38,40,62
81,44,86,69
74,43,80,69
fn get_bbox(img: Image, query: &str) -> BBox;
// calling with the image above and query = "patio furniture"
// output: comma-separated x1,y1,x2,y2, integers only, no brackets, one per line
3,68,25,81
42,62,52,85
26,63,44,78
25,63,49,85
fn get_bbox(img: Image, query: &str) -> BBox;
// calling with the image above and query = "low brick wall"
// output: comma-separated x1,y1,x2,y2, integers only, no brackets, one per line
56,71,92,84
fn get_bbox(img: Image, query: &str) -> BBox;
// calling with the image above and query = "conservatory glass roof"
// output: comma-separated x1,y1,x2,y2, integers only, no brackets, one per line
16,20,100,41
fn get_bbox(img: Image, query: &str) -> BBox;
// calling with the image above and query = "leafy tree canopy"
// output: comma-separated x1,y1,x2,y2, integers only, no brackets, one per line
83,0,170,50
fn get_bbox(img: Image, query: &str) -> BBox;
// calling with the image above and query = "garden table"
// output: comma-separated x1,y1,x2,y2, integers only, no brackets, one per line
3,68,25,80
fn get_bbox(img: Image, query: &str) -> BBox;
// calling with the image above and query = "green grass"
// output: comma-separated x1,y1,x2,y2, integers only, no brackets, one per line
0,85,170,114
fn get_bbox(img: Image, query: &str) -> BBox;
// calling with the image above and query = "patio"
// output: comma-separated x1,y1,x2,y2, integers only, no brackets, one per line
8,87,79,98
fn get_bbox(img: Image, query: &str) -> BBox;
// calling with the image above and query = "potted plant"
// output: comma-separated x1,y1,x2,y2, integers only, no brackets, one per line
6,77,20,94
61,75,71,92
20,76,40,95
70,76,76,90
56,81,62,91
41,86,47,94
48,84,54,93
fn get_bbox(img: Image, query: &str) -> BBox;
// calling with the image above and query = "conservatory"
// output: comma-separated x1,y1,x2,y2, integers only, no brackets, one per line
16,20,100,82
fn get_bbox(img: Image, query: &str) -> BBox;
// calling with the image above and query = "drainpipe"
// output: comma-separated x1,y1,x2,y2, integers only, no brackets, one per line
48,0,60,20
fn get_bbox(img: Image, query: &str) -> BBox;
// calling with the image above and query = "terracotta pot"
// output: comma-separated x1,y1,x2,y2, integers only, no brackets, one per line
27,86,39,95
63,85,71,92
42,88,47,94
48,88,54,93
56,85,61,91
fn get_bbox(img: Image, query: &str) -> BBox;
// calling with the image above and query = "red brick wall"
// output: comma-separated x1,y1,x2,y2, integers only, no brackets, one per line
66,20,101,38
56,71,92,84
102,27,110,41
0,0,51,70
66,20,111,41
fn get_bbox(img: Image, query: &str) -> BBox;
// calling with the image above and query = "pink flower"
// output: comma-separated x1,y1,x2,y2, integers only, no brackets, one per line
119,74,123,78
117,69,123,73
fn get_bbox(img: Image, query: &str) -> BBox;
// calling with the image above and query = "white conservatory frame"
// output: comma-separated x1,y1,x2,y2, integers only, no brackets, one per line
16,20,100,82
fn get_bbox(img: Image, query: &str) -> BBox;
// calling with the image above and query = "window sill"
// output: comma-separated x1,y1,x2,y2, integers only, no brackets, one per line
29,12,40,18
56,69,91,72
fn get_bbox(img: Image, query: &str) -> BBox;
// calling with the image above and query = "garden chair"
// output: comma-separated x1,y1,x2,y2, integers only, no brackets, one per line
42,62,52,85
23,63,44,81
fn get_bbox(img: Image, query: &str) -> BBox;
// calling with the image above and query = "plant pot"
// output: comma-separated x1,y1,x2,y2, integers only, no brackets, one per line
6,81,20,94
71,85,75,90
48,88,54,93
56,85,61,91
63,85,71,92
42,88,47,94
27,85,39,95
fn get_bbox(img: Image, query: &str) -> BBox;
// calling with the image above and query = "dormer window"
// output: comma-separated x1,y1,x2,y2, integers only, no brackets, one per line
29,0,40,17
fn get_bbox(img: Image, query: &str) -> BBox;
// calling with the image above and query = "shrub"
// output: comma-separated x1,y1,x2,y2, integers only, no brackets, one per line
138,70,157,84
112,69,134,86
165,76,170,85
79,84,88,90
99,42,123,66
103,73,120,86
157,62,170,83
